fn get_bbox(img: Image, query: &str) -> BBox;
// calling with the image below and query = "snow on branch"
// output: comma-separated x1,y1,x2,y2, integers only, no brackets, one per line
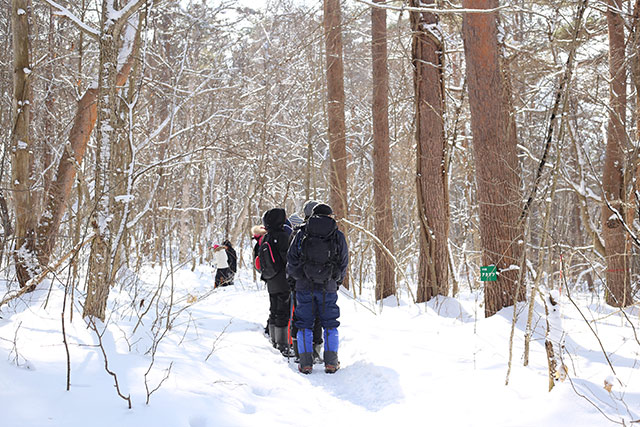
40,0,99,39
117,13,139,73
353,0,509,15
111,0,148,24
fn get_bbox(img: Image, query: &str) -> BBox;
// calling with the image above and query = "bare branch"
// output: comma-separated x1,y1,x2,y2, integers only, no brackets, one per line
39,0,100,39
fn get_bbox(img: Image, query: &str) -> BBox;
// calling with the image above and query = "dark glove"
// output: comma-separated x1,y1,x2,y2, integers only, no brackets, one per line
288,277,296,291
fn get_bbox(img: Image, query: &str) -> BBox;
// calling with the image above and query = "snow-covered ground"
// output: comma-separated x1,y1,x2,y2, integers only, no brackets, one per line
1,265,638,427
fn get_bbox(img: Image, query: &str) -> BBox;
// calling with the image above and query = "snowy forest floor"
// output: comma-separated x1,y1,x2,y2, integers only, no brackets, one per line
0,264,638,427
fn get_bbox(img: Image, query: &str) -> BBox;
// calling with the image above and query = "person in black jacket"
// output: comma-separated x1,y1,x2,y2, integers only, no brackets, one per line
222,239,237,285
289,200,325,364
287,203,349,374
256,208,294,356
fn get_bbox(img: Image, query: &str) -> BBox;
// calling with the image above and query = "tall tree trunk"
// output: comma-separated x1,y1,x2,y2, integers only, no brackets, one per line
603,0,632,307
324,0,349,289
372,0,396,300
110,11,145,283
410,0,449,302
12,0,37,288
84,0,122,320
42,6,55,219
462,0,524,317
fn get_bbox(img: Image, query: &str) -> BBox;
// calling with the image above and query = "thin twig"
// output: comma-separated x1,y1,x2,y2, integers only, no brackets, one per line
560,257,618,378
205,319,232,362
88,318,132,409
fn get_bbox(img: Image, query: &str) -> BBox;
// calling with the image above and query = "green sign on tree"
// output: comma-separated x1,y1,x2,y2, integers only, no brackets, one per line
480,265,497,281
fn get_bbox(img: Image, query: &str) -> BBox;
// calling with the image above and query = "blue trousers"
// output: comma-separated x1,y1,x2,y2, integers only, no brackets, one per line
295,290,339,356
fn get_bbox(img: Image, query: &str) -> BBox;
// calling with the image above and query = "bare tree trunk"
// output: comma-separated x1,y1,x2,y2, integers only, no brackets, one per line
178,173,192,262
324,0,350,288
42,6,55,219
603,0,632,307
371,0,396,300
411,0,449,302
84,0,122,320
12,0,36,288
462,0,524,317
84,1,146,320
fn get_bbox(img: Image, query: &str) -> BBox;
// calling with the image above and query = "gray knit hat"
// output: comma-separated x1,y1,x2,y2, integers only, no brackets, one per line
303,200,320,219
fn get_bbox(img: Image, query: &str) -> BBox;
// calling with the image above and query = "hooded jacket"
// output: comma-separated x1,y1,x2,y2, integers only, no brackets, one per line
259,208,292,294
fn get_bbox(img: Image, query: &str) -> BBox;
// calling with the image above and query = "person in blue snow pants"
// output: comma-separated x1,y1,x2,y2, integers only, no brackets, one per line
286,203,348,374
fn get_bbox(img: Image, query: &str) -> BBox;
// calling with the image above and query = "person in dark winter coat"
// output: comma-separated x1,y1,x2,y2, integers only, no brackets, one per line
255,208,294,356
289,200,325,365
223,239,237,278
287,203,349,374
213,240,235,288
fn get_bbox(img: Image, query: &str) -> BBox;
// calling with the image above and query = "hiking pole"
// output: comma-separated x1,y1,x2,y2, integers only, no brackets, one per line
287,290,296,363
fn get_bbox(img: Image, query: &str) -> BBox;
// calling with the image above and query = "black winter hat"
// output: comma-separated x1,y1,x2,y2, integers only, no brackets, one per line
312,203,333,216
262,208,286,230
303,200,319,219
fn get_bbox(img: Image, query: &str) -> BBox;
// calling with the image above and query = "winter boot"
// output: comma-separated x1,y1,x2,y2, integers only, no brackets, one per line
298,353,313,374
269,324,276,348
275,326,295,357
313,343,323,364
324,351,340,373
324,328,339,374
297,328,313,374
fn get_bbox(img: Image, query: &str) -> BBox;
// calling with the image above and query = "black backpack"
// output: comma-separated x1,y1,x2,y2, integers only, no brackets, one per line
226,247,237,274
257,232,285,280
301,215,340,284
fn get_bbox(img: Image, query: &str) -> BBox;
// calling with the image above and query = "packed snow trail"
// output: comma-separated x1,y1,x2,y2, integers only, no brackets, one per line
0,265,637,426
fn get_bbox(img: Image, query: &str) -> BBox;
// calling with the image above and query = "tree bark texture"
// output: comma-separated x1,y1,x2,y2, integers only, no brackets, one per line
324,0,349,289
411,0,450,303
603,0,632,307
372,0,396,300
84,0,122,321
12,0,37,288
462,0,524,317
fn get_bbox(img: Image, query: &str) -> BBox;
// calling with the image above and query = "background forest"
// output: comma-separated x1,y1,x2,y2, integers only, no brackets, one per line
2,0,638,311
1,0,640,424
